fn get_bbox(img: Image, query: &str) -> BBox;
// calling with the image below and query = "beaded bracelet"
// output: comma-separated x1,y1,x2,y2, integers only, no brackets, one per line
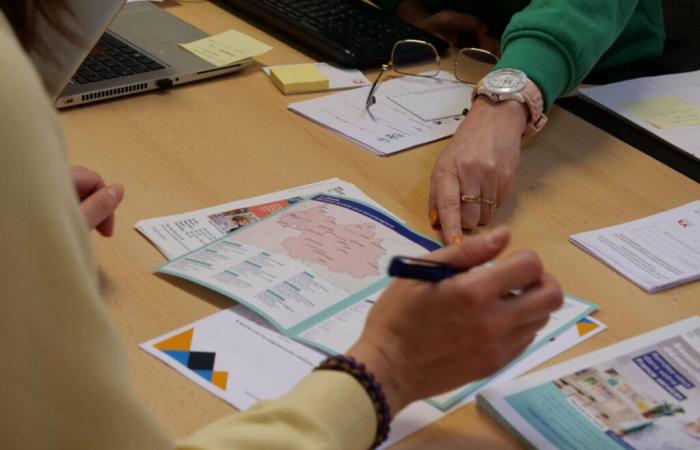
315,355,391,449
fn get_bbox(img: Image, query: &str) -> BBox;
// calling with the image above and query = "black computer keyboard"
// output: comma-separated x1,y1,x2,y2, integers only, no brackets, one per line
220,0,448,68
72,33,165,85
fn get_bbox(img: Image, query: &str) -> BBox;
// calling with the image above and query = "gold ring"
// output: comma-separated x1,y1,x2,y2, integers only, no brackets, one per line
480,198,498,213
460,194,482,204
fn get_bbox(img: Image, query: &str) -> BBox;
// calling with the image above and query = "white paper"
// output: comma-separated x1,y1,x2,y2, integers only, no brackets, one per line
571,201,700,292
262,63,370,91
578,70,700,160
142,303,605,448
289,73,468,156
389,83,471,121
135,178,400,260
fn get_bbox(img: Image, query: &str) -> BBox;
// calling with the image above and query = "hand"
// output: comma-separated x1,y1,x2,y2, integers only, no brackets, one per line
430,97,528,244
347,227,563,414
70,166,124,237
396,0,500,54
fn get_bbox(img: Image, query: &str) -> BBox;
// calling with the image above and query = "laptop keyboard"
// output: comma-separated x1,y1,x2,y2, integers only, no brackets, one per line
71,33,166,85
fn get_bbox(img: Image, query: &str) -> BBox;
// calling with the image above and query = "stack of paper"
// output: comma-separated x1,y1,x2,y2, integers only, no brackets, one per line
571,201,700,292
578,70,700,160
137,181,608,446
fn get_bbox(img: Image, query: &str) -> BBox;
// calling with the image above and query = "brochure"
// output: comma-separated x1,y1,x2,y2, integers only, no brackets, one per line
571,201,700,293
478,317,700,450
157,193,439,336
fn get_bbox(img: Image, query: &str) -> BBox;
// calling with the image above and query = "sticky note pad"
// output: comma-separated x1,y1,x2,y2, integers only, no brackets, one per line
269,64,330,94
180,29,272,67
624,96,700,129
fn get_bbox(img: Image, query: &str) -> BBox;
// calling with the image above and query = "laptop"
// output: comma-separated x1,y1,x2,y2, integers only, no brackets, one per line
31,0,251,108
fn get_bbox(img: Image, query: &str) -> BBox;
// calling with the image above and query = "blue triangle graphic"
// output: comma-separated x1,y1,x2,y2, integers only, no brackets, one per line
164,350,190,366
193,369,213,381
578,317,594,324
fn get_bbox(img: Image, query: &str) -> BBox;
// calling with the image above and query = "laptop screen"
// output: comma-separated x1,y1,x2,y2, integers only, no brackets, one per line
30,0,126,99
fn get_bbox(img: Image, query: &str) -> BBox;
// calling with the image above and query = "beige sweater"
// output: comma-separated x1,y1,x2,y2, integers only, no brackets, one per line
0,11,374,450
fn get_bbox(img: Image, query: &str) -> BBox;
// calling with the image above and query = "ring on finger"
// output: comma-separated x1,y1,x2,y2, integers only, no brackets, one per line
460,194,482,204
480,198,498,212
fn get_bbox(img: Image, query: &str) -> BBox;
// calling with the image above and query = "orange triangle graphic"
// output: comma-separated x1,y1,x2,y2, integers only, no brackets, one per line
155,328,194,351
576,321,598,336
212,371,229,390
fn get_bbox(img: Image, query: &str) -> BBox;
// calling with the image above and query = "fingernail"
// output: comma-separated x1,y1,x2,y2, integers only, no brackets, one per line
429,208,439,228
107,184,123,202
450,234,464,246
489,226,508,247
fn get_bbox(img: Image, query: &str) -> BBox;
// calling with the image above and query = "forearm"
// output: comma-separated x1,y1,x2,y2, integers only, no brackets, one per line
178,371,376,450
497,0,642,109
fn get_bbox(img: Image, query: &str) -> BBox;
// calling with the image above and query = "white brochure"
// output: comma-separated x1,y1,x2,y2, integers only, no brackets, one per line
141,304,605,448
289,73,469,156
571,201,700,292
135,178,397,260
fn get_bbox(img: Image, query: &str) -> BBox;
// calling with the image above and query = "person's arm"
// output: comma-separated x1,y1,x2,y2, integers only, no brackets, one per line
497,0,659,110
427,0,663,242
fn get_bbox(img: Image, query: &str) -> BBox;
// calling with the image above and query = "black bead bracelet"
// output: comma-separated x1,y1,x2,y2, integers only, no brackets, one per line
315,355,391,449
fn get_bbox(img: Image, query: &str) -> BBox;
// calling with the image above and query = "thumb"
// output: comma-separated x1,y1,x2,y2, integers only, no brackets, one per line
80,184,123,231
424,226,510,269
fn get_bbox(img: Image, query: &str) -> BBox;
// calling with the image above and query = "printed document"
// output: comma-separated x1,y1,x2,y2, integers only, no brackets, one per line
578,70,700,160
135,178,396,260
289,73,469,156
156,194,439,335
478,317,700,450
142,304,604,447
571,201,700,292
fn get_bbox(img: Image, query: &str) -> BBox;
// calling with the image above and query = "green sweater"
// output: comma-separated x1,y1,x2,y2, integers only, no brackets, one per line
376,0,665,109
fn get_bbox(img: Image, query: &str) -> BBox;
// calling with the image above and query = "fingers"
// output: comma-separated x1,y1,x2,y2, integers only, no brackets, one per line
70,166,106,200
423,226,510,269
458,175,481,232
80,184,124,236
507,273,564,324
431,170,464,244
485,250,544,296
478,171,497,225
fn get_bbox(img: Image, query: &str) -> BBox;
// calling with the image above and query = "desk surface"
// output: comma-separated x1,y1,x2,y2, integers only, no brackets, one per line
59,2,700,448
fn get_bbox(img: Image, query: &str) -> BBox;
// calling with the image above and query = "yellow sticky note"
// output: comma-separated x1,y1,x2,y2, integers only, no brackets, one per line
625,96,700,129
269,64,330,94
180,29,272,67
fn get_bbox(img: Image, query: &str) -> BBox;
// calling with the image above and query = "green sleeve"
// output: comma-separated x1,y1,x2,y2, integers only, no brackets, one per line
496,0,664,110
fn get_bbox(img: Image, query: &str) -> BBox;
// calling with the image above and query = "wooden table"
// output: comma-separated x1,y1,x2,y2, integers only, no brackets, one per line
59,2,700,448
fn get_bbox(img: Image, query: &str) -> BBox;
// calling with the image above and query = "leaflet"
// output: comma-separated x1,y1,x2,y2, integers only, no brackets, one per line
157,194,439,338
571,201,700,292
478,317,700,450
141,305,604,448
135,178,398,260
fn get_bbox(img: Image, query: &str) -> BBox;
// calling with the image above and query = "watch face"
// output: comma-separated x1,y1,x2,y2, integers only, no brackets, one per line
485,69,527,94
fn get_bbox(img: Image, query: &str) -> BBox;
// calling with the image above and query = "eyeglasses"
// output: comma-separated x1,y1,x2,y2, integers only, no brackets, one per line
365,39,499,112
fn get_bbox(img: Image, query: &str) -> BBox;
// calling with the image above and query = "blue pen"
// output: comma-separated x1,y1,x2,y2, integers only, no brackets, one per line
388,256,460,282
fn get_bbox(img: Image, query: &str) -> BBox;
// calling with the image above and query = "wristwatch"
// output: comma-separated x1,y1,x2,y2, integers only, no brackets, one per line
472,68,548,137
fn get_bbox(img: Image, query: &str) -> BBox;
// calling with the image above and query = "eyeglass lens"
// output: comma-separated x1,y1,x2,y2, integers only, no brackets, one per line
454,48,499,84
391,41,439,77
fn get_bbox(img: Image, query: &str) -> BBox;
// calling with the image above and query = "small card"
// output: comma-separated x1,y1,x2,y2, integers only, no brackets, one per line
389,83,471,121
180,29,272,67
624,95,700,129
263,63,370,93
270,64,329,94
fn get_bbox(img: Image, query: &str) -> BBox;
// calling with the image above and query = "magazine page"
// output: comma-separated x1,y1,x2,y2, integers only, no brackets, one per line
135,178,398,260
478,317,700,450
157,194,439,334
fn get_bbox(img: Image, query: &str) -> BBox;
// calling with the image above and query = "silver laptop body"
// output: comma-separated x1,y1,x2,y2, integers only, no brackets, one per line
46,2,250,108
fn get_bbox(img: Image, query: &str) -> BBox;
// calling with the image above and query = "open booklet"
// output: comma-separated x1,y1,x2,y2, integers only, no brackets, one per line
157,193,439,334
478,317,700,450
